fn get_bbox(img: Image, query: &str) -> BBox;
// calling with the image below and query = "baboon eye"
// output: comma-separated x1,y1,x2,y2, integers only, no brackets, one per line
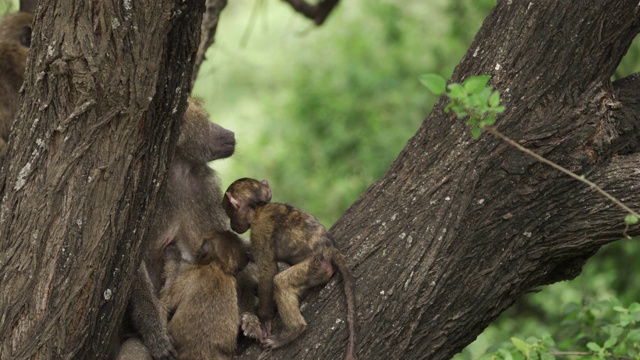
20,26,32,47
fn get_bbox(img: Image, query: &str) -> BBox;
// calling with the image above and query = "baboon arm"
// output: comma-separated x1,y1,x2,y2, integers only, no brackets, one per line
129,265,176,360
256,258,279,322
159,277,184,315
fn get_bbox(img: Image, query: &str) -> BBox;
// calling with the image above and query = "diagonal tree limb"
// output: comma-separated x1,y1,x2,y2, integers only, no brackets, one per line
191,0,228,87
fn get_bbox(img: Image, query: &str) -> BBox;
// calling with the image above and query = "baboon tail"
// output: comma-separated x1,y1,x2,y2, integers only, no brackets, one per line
329,247,357,360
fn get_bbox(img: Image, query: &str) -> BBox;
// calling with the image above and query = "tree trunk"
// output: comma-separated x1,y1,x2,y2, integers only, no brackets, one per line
0,1,204,358
239,1,640,359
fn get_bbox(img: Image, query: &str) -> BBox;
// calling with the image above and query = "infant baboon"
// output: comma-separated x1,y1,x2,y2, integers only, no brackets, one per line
160,231,250,360
222,178,357,360
0,11,33,163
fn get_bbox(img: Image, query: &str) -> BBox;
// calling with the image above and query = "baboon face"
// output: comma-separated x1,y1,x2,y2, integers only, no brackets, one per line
222,178,272,234
196,231,249,274
175,99,236,164
0,13,33,47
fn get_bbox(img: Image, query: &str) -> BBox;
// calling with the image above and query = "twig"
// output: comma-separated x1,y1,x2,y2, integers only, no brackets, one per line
281,0,340,25
191,0,228,87
486,126,640,222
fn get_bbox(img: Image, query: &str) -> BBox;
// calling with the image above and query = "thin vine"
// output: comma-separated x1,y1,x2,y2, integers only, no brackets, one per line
419,74,640,232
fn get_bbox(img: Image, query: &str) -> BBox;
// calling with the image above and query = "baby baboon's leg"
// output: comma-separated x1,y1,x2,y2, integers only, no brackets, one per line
266,256,333,348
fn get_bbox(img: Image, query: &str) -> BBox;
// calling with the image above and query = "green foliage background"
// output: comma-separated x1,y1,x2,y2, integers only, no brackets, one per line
3,0,640,357
191,1,640,358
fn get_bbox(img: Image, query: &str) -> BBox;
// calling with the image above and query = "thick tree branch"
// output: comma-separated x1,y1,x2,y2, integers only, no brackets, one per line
237,2,640,359
0,0,204,357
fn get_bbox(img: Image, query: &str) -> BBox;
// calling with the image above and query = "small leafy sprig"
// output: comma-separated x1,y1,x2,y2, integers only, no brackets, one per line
419,73,640,227
419,74,505,139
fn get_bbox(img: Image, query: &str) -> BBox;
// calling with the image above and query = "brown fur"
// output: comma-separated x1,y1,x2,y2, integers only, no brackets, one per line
0,11,32,164
223,178,357,360
121,263,176,360
116,337,153,360
145,98,235,292
118,99,235,360
160,231,250,360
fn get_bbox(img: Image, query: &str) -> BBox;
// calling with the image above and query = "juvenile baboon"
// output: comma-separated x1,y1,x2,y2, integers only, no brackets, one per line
160,231,250,360
0,11,33,163
222,178,357,360
117,99,236,359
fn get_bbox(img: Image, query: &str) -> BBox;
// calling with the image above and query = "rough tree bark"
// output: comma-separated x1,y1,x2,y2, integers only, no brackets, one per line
0,1,638,360
0,1,204,358
238,1,640,359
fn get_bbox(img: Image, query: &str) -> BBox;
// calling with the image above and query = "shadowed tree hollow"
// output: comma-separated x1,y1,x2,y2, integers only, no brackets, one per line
0,1,639,360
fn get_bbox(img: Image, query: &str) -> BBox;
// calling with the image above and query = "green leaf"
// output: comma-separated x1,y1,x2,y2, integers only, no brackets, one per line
603,325,624,338
498,349,514,360
447,83,466,99
481,117,496,127
624,214,639,225
469,93,485,108
626,328,640,342
511,337,530,356
603,336,617,349
449,104,467,118
419,74,446,95
541,334,556,347
471,127,482,139
619,313,635,326
587,342,601,352
613,306,628,313
478,87,493,102
494,105,506,113
629,302,640,312
489,91,501,107
463,75,491,93
444,102,453,113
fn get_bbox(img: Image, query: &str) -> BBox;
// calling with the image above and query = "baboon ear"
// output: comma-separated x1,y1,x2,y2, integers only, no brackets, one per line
200,239,211,257
20,0,38,13
227,192,241,209
260,180,272,201
195,239,211,263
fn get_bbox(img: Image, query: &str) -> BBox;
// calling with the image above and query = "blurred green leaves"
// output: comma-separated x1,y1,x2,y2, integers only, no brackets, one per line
480,299,640,360
194,0,464,226
188,0,640,358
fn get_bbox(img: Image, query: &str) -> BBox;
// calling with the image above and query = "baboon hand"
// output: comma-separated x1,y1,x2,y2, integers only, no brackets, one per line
261,318,272,337
241,312,265,343
146,330,177,360
262,335,283,350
